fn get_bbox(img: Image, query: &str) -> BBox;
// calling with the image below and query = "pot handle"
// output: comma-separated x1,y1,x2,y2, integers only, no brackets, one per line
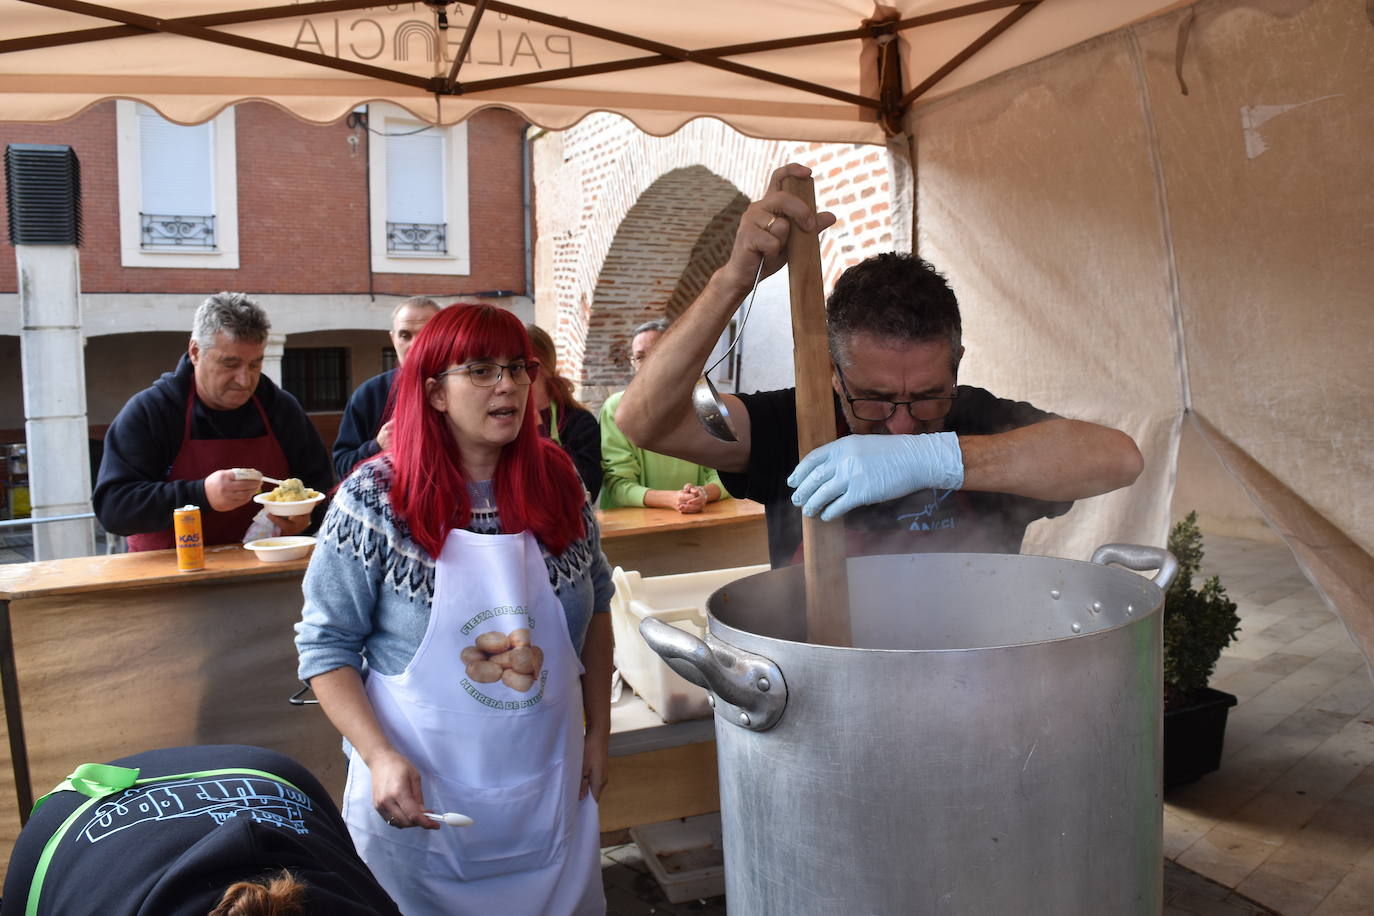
638,617,787,732
1091,543,1179,591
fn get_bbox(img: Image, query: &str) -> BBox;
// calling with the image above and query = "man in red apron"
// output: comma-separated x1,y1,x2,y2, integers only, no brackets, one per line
94,292,334,550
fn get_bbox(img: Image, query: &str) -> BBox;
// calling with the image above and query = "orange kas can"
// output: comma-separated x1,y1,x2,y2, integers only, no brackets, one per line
173,505,205,571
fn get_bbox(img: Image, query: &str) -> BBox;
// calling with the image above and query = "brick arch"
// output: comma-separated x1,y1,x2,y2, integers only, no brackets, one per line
533,113,909,405
581,166,749,393
664,194,751,323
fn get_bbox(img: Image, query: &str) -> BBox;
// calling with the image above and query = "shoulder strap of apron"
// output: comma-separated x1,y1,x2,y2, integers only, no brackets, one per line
185,381,274,440
24,763,305,916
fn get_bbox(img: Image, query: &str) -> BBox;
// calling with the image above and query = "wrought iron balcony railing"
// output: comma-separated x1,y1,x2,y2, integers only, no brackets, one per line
141,213,216,248
387,221,447,253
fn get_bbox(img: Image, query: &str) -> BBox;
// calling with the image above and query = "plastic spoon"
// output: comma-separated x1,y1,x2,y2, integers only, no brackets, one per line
423,811,474,827
231,468,285,486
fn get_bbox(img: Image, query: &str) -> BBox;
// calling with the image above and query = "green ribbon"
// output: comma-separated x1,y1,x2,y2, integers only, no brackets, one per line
39,763,142,807
26,765,303,916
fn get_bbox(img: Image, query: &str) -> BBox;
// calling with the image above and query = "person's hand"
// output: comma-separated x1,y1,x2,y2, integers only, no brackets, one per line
720,163,839,291
270,512,311,536
375,420,394,451
204,468,263,512
369,748,438,830
787,433,965,521
675,484,707,514
581,731,609,802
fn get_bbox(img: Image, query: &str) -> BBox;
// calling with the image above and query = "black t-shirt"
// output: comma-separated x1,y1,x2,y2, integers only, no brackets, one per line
719,386,1073,568
1,745,400,916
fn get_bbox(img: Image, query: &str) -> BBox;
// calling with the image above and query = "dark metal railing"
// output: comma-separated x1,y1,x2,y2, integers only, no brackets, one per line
387,221,446,253
141,212,216,248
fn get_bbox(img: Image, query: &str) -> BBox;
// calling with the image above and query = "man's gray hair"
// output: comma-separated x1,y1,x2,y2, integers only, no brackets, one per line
192,292,271,349
392,296,440,322
632,318,670,338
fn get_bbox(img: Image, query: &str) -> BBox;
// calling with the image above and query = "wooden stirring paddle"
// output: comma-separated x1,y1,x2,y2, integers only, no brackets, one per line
783,175,852,648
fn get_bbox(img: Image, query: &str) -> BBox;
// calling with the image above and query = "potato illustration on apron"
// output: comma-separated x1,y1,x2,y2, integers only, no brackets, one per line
463,628,545,691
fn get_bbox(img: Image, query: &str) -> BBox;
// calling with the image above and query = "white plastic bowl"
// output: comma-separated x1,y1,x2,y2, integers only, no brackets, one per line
252,491,325,517
244,535,316,562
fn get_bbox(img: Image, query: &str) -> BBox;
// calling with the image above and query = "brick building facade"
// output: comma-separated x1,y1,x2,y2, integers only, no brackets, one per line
0,102,533,452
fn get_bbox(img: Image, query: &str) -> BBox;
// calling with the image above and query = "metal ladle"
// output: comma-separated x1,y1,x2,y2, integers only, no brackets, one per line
693,256,766,442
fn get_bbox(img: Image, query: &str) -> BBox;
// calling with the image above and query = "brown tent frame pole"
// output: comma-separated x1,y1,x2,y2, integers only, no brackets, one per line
443,0,489,93
901,2,1041,107
4,0,387,53
450,0,879,109
14,0,434,89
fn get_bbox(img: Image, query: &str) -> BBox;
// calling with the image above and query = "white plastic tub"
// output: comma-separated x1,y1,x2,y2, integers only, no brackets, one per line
610,563,769,723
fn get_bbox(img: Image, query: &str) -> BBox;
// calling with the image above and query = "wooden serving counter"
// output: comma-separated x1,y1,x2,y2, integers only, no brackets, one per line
598,497,769,576
0,504,763,873
0,544,334,880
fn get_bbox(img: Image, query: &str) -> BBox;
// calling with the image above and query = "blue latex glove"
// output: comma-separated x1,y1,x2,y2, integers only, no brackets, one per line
787,433,964,521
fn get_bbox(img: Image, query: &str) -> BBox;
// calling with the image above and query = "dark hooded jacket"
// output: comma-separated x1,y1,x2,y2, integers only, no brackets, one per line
93,355,333,537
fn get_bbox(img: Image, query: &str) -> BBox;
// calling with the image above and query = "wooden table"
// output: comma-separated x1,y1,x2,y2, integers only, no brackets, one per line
597,498,768,576
602,695,718,842
0,544,340,881
0,538,731,876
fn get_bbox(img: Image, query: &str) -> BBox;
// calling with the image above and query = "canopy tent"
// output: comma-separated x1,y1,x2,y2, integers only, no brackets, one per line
2,0,1182,137
1,0,1370,669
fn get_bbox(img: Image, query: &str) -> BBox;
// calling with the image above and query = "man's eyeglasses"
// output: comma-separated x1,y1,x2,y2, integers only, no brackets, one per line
433,361,540,388
835,366,957,422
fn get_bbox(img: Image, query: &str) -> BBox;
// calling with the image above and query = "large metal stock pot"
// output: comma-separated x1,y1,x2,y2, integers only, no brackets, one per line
640,544,1177,916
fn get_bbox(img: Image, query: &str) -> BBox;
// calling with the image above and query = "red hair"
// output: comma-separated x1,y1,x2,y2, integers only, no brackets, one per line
386,304,586,558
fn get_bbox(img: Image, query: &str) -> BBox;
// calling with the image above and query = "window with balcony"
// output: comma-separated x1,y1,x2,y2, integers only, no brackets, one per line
367,105,470,275
115,101,239,269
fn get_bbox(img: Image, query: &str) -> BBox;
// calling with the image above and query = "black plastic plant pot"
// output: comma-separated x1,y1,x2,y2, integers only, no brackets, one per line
1163,686,1239,788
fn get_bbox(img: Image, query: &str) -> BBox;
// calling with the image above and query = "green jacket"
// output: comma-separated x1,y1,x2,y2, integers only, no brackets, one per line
598,390,730,509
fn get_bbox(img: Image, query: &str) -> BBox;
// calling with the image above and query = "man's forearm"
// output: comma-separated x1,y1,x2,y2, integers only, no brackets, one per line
959,419,1143,502
617,269,751,448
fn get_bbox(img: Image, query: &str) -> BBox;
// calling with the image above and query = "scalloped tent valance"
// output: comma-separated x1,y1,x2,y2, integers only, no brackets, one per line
1,0,1177,137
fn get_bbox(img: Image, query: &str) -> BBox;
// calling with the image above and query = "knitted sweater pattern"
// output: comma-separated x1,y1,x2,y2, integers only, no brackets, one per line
320,455,603,608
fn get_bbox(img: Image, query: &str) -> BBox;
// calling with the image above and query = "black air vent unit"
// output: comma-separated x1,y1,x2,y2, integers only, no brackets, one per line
5,144,82,246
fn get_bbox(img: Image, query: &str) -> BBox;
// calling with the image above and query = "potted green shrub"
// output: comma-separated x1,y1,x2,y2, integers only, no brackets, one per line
1162,511,1242,787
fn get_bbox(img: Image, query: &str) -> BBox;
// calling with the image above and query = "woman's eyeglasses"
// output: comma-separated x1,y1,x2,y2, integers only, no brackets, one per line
433,361,540,388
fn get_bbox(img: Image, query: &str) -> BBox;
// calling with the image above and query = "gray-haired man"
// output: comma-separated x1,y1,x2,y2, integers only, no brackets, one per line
94,292,333,550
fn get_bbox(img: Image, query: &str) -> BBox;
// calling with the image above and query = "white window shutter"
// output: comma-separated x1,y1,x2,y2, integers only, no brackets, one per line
386,129,444,224
137,105,213,216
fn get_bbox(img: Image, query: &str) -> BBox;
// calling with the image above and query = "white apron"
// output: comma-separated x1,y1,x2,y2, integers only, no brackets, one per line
343,528,605,915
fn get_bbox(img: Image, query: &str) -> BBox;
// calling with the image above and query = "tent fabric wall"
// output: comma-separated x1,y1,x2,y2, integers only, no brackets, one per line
912,28,1184,569
908,0,1374,665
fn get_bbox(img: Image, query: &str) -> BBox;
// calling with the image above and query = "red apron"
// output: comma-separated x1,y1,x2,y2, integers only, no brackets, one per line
126,384,290,551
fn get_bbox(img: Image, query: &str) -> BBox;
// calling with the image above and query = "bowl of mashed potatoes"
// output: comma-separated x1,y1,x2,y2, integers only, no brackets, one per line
244,535,316,562
251,478,325,516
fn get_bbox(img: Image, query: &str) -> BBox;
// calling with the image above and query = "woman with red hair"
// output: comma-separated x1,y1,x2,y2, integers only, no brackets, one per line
294,305,612,915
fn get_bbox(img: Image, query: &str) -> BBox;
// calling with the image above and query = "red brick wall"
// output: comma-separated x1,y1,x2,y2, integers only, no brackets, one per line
0,103,528,296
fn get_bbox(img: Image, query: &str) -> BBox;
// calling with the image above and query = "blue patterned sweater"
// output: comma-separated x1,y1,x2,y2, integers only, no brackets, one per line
294,456,613,682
